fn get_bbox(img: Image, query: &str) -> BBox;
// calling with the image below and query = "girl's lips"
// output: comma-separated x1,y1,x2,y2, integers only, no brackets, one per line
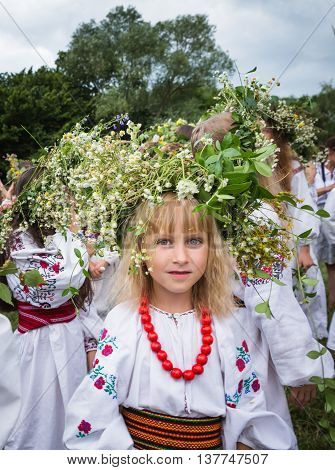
168,271,191,277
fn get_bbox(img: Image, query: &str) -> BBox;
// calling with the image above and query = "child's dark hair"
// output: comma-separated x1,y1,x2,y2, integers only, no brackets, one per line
0,167,92,311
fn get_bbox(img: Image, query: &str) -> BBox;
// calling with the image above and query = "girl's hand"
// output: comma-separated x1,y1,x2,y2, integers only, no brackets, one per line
89,260,109,279
236,442,253,450
86,350,97,371
298,245,315,270
288,384,317,408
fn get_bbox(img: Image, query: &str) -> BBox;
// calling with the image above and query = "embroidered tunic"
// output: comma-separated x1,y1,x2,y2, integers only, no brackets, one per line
4,230,104,450
64,301,297,450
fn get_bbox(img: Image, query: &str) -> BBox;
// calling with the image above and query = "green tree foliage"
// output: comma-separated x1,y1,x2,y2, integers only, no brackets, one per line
56,5,233,125
0,5,233,172
0,67,90,165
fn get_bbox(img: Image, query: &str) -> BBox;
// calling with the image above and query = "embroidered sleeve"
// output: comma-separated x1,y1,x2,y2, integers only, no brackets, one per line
64,306,137,450
84,337,98,352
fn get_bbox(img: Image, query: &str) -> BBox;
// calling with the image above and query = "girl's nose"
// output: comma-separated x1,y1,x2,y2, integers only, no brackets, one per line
172,241,188,264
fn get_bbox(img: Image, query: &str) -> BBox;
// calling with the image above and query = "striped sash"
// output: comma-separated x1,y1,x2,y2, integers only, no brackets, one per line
18,300,76,333
121,407,223,450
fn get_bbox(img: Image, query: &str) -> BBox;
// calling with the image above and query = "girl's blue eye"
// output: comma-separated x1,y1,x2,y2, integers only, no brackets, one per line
187,238,203,246
156,239,171,246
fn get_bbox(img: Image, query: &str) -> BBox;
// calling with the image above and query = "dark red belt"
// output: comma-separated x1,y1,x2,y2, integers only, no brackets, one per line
17,300,76,333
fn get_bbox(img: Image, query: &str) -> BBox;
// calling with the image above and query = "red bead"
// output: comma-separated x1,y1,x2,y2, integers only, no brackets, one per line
183,370,195,381
201,345,211,356
171,368,183,379
144,323,154,332
139,306,149,315
196,353,208,365
162,360,173,371
202,334,213,345
141,313,151,324
201,325,212,335
201,307,210,316
192,364,204,375
157,350,167,361
147,331,158,342
151,341,161,353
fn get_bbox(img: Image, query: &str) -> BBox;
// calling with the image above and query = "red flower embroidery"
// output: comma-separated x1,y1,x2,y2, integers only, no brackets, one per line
227,403,236,408
242,340,249,353
94,358,99,367
78,420,91,434
238,379,243,394
100,328,108,340
236,358,245,372
94,377,105,390
23,285,29,294
40,260,48,269
252,379,260,392
102,345,113,356
51,262,60,273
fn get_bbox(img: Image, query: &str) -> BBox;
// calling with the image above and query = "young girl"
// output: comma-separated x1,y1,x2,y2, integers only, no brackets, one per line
64,193,297,450
2,168,104,450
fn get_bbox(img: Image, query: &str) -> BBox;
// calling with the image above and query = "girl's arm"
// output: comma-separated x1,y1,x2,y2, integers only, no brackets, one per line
64,303,137,449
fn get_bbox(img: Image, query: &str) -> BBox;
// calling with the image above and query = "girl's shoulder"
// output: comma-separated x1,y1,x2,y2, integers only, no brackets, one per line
104,300,139,327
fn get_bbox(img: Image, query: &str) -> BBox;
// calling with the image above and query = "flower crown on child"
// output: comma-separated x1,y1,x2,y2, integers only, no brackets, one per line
210,70,319,163
1,74,309,278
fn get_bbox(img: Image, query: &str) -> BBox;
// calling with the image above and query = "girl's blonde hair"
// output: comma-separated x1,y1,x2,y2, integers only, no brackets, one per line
113,193,235,317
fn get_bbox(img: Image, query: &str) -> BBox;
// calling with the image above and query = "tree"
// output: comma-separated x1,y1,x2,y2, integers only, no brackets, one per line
56,6,233,126
0,67,90,164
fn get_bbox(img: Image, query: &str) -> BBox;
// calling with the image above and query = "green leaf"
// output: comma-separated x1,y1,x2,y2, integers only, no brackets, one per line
215,140,221,151
324,378,335,390
23,270,45,287
221,148,241,158
254,161,272,177
316,209,330,218
74,248,82,258
306,347,327,359
0,261,18,276
220,181,252,196
69,287,79,295
0,282,13,306
330,426,335,443
255,300,272,319
231,112,240,123
62,288,71,297
298,228,312,239
246,66,257,74
254,144,277,160
305,292,317,298
271,277,286,286
318,384,326,392
221,172,251,184
256,186,275,200
325,388,335,411
277,194,297,207
212,212,231,223
309,376,325,384
205,154,220,165
83,268,90,278
255,269,270,279
318,418,330,430
79,259,84,268
302,277,318,287
300,204,314,212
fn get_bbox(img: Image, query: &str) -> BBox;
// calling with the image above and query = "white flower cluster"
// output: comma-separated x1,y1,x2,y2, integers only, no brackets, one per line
176,179,199,200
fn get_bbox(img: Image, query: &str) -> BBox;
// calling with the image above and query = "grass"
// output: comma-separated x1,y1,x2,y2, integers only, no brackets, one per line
1,262,334,449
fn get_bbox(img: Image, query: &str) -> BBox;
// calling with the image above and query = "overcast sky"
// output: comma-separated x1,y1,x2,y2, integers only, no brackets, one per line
0,0,334,97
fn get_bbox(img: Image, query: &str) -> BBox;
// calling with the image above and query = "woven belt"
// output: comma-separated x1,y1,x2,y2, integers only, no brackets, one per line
17,300,76,333
121,407,223,450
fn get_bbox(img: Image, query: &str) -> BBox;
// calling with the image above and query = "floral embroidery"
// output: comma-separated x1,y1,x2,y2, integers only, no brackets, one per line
241,260,284,287
90,364,117,399
225,372,261,408
98,328,118,354
76,420,92,438
235,340,250,372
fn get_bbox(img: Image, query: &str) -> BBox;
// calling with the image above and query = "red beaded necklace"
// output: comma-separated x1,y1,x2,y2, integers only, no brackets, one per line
139,297,213,381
